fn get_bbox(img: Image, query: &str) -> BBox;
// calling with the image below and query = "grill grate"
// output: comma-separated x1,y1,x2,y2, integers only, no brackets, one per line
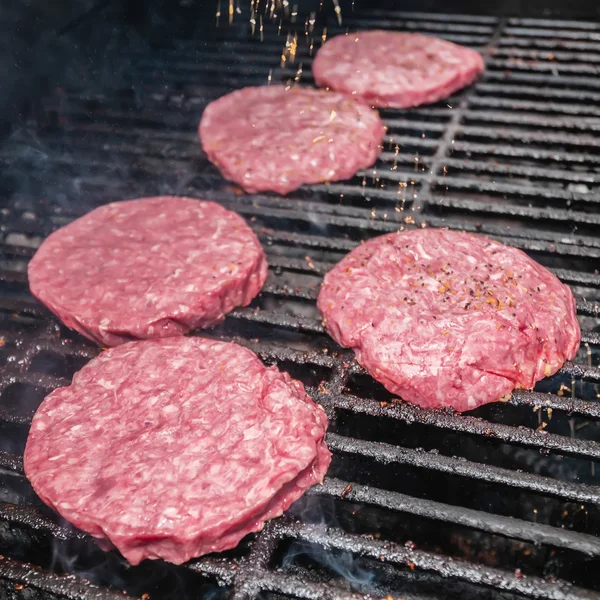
1,6,600,600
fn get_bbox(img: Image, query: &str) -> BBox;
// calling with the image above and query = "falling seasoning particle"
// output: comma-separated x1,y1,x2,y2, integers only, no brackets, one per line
340,483,353,498
332,0,342,25
305,256,316,270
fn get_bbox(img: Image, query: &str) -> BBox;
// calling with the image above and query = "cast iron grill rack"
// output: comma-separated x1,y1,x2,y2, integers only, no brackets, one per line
1,7,600,600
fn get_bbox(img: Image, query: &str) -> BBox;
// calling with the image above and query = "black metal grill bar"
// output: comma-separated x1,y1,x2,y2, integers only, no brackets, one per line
509,389,600,417
342,19,495,35
373,173,600,207
483,71,600,89
507,18,600,29
317,393,600,462
474,82,600,102
276,519,599,600
455,125,600,148
498,38,600,52
382,118,447,132
491,48,600,62
324,433,600,505
341,24,493,44
576,298,600,317
0,556,136,600
581,332,600,345
349,10,498,24
0,408,39,426
0,501,82,542
425,224,600,255
423,197,600,228
313,476,600,556
467,99,600,119
188,556,237,585
429,156,600,184
503,27,600,41
232,569,381,600
229,307,325,334
451,140,600,165
0,450,22,473
487,58,600,76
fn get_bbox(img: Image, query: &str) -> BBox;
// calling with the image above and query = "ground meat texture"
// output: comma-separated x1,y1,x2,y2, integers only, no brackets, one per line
28,197,267,347
199,85,385,194
318,229,580,412
312,31,485,108
24,337,331,565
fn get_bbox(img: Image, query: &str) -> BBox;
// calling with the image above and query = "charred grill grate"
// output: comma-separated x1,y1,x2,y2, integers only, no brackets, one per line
1,6,600,600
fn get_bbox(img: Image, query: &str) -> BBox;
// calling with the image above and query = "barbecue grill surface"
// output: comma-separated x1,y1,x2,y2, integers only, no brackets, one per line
1,2,600,599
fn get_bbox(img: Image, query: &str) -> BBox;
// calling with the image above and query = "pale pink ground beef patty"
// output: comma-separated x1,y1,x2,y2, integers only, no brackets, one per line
199,85,386,194
24,337,331,565
312,31,485,108
318,229,580,412
28,197,267,347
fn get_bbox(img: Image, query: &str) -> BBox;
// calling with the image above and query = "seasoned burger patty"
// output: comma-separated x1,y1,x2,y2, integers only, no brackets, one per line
24,337,331,565
318,229,580,412
312,31,485,108
199,85,385,194
28,197,267,346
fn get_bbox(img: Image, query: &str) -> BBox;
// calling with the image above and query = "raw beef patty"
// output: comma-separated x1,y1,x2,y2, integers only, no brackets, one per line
24,337,331,565
312,31,485,108
28,197,267,346
199,85,385,194
318,229,580,412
